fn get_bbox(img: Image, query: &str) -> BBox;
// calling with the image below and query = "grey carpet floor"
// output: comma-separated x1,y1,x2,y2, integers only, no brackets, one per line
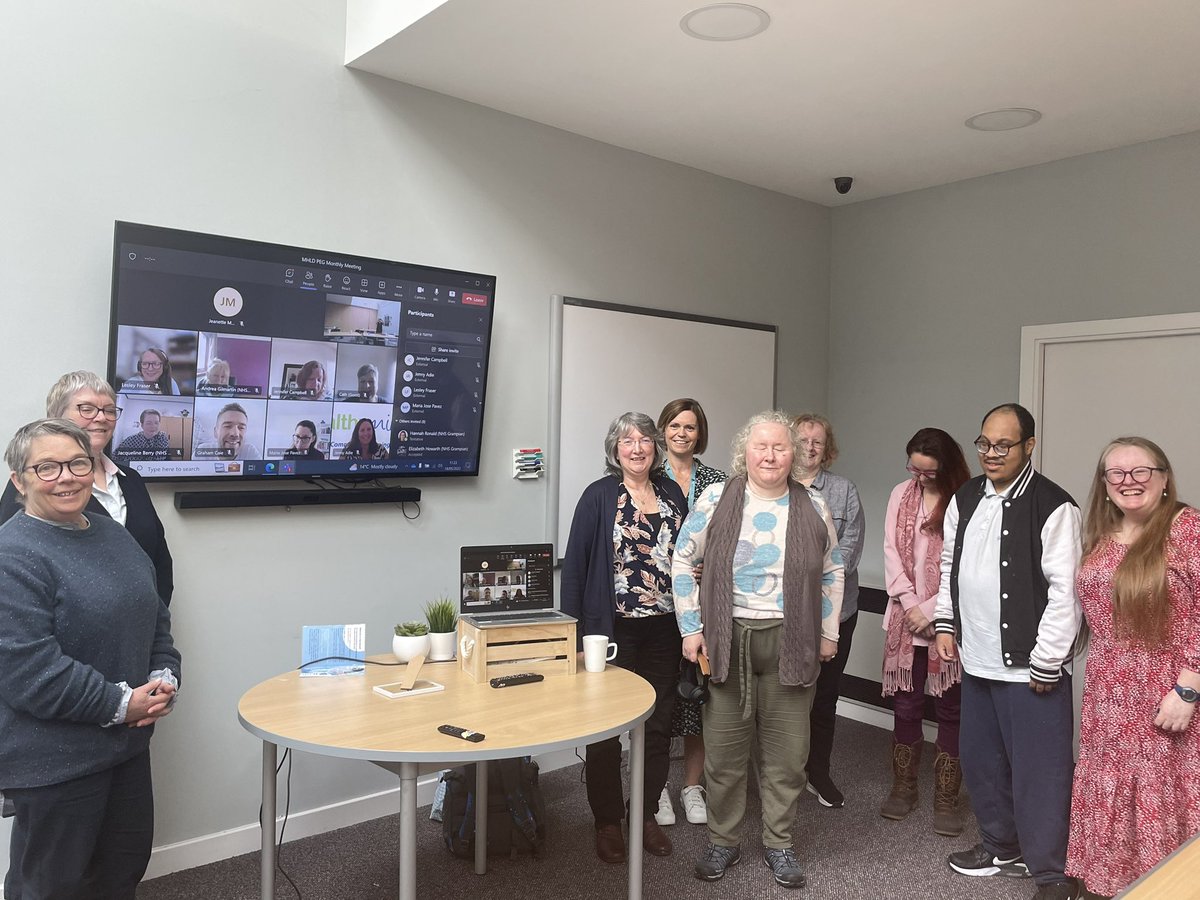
136,718,1037,899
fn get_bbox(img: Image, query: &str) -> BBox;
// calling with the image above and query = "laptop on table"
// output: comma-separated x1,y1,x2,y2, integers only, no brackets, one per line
459,543,574,627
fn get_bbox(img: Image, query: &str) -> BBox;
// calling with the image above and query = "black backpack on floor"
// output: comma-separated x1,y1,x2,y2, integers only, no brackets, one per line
441,756,546,859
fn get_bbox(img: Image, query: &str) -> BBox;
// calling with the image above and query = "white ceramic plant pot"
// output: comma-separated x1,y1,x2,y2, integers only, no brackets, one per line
392,633,430,663
428,631,456,662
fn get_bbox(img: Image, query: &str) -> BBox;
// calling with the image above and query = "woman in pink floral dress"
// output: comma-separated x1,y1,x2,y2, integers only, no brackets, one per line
1067,436,1200,898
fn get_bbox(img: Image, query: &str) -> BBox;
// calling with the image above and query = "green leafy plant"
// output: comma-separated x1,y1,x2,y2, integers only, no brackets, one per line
394,620,429,637
424,596,458,633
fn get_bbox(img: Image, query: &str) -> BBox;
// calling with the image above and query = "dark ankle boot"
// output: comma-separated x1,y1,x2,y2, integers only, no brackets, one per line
932,751,964,836
880,739,922,820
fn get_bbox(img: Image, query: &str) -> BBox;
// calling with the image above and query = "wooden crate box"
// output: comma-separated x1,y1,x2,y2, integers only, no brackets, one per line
457,618,577,681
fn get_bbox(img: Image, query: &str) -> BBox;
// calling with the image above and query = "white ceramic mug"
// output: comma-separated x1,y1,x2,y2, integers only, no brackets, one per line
582,634,618,672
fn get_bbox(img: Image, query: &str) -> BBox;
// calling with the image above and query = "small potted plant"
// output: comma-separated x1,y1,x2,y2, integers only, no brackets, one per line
392,620,430,663
424,596,458,661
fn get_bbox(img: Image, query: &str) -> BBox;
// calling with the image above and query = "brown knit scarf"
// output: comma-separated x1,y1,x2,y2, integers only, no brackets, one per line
882,478,961,697
698,475,829,688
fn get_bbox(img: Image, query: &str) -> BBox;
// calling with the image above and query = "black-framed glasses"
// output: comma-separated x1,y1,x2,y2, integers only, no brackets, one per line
1103,466,1166,486
974,437,1026,457
75,403,122,421
906,463,939,479
27,456,95,482
293,433,314,443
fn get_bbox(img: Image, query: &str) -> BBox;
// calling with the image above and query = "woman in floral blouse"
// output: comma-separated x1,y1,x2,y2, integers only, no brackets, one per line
561,411,687,865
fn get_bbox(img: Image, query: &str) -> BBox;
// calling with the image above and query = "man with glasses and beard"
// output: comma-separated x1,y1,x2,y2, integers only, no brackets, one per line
933,403,1083,900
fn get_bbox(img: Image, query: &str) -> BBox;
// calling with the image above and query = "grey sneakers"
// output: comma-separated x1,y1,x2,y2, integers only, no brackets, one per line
694,843,740,881
763,847,806,888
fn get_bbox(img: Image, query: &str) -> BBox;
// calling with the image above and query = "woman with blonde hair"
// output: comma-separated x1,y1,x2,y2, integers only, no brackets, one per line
792,412,864,809
1066,436,1200,898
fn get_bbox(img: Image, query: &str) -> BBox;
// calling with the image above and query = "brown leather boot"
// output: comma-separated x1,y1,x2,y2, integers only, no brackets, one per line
932,751,964,836
879,738,922,820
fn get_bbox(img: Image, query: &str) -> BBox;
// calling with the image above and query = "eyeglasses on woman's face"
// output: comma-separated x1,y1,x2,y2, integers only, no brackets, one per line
1103,466,1165,486
906,463,938,479
27,456,95,482
618,437,655,450
75,403,122,421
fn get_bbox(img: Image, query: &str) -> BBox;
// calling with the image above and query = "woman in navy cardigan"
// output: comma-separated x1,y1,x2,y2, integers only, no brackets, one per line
0,371,173,605
561,411,687,866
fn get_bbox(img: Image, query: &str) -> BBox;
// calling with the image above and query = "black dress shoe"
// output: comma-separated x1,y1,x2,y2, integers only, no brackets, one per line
642,819,673,857
595,823,626,863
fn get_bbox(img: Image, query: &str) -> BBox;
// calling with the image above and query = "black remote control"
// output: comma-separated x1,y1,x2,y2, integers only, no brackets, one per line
490,673,545,688
438,724,484,742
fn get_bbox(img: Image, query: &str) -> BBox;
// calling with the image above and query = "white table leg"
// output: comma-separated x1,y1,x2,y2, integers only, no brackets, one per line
474,760,489,875
628,722,645,900
399,762,418,900
260,742,276,900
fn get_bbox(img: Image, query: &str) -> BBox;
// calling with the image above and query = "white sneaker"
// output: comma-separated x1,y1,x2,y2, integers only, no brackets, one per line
680,784,707,824
655,786,676,826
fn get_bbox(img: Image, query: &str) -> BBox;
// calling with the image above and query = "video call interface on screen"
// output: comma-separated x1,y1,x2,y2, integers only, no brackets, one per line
107,223,495,481
460,545,554,614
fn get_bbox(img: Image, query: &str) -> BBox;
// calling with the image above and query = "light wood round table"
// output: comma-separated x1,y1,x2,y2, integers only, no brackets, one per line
238,658,656,900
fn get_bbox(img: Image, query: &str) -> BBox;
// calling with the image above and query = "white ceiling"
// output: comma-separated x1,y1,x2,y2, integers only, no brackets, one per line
346,1,1200,206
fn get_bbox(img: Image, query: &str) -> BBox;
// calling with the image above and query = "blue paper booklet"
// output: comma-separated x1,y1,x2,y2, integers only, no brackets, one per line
300,624,366,676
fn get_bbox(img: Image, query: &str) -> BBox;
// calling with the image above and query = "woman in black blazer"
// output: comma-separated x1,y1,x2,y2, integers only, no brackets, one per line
0,371,173,605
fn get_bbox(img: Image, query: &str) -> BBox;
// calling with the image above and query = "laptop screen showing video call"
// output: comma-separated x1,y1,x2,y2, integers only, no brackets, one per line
460,544,554,614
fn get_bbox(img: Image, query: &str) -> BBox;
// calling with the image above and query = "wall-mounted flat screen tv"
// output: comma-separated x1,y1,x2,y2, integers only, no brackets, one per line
107,222,495,482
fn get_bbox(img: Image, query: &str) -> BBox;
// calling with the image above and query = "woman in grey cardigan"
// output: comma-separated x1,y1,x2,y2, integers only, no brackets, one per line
0,419,180,900
792,413,865,809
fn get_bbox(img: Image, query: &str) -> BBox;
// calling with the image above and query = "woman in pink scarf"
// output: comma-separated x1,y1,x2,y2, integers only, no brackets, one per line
881,428,969,835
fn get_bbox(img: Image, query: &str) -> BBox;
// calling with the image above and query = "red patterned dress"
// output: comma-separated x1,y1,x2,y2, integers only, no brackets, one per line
1066,507,1200,896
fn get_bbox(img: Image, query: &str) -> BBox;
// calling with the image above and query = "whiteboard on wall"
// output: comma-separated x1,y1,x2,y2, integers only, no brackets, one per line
548,296,777,556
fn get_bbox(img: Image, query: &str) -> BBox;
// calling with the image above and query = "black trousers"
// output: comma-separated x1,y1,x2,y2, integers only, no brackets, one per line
4,750,154,900
806,611,858,779
585,613,680,825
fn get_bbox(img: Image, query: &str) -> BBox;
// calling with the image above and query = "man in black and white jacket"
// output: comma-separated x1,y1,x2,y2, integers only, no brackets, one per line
933,403,1082,900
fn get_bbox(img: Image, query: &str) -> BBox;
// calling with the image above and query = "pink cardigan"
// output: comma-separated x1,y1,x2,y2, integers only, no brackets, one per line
882,479,938,648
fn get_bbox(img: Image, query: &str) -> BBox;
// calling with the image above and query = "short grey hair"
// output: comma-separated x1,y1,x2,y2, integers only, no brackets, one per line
44,371,116,418
730,410,806,482
5,418,92,480
602,412,664,478
357,363,378,379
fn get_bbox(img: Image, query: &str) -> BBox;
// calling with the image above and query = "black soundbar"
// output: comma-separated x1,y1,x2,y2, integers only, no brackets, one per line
174,487,421,510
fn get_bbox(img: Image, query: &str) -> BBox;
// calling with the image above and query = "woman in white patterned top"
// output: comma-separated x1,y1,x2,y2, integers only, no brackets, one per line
672,410,844,889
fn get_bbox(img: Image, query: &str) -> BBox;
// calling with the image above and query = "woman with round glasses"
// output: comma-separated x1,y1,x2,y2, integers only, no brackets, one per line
880,428,969,833
130,348,179,395
0,418,180,900
284,420,325,459
1066,437,1200,898
561,412,687,864
0,371,174,605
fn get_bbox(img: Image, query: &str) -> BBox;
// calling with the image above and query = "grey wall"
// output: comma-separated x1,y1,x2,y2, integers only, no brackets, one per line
830,131,1200,588
0,0,829,872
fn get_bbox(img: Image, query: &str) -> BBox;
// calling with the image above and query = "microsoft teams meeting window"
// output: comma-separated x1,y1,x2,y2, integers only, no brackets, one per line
110,228,493,480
